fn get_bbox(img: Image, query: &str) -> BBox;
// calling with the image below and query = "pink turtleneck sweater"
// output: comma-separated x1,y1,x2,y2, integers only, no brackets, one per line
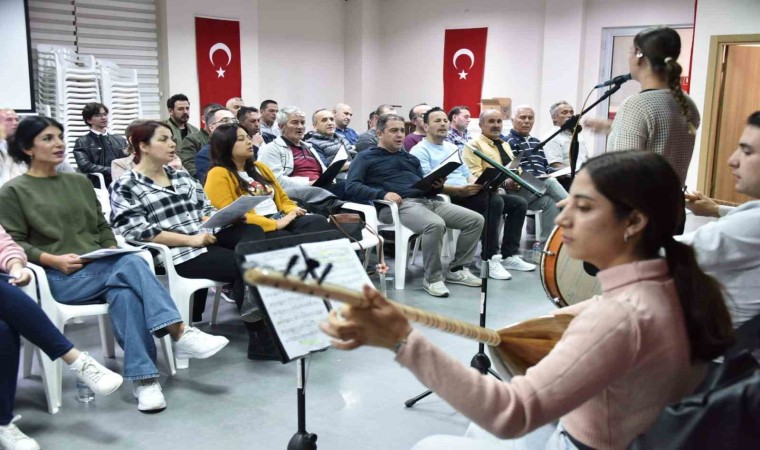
0,224,26,272
396,259,706,450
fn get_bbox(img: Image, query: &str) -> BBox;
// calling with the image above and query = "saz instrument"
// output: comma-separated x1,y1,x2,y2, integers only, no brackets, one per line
541,226,602,308
244,267,573,377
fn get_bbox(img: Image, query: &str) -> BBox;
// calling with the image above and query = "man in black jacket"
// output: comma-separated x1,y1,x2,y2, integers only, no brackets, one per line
72,102,127,188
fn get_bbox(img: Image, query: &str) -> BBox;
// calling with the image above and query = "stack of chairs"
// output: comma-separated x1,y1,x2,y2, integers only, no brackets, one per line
97,60,141,136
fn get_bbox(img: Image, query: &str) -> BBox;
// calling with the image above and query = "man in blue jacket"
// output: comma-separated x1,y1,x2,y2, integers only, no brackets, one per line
345,113,484,297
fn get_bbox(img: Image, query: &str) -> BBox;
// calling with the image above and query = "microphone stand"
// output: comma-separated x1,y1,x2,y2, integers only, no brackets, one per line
404,169,506,408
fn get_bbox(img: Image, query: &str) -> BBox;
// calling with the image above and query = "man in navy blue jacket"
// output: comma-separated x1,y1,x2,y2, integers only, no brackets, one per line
345,113,484,297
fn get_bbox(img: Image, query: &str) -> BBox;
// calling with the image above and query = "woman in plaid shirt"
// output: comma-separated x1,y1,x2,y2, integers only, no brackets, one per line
110,121,276,360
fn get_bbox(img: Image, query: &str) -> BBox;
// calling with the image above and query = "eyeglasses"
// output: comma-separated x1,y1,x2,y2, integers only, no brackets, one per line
212,117,239,126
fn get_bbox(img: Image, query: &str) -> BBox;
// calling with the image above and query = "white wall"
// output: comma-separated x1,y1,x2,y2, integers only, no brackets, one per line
162,0,260,128
686,0,760,189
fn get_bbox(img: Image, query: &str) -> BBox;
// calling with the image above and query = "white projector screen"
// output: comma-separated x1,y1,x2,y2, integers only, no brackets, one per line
0,0,35,112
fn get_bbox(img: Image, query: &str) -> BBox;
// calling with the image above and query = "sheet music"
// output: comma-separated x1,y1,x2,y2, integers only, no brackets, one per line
79,247,144,260
243,239,371,361
200,196,269,229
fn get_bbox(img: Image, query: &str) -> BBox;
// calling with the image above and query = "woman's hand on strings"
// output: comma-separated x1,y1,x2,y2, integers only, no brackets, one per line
319,285,413,351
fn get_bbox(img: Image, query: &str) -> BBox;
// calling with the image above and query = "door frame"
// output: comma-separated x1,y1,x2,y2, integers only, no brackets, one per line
697,33,760,193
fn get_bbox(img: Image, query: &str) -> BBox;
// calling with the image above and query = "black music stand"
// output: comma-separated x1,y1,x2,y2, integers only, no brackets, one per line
404,168,507,408
237,230,345,450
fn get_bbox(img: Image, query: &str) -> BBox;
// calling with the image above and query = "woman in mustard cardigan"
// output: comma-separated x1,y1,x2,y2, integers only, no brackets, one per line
205,123,332,238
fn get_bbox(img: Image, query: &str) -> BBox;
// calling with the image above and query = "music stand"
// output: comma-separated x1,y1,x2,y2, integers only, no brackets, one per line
404,168,507,408
236,230,346,450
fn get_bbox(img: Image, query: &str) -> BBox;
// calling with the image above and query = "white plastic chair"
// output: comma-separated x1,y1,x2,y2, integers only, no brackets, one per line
132,241,222,369
526,209,543,243
20,251,175,414
373,200,418,290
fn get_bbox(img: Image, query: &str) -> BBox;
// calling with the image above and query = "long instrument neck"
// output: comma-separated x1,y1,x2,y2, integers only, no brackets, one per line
245,268,502,346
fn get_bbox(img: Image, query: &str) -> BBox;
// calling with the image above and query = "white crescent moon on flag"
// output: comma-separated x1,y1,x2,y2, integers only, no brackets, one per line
453,48,475,70
209,43,232,66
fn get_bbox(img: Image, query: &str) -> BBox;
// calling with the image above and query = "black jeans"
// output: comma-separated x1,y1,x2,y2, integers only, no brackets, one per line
0,282,74,424
265,214,334,240
175,223,265,319
451,190,528,259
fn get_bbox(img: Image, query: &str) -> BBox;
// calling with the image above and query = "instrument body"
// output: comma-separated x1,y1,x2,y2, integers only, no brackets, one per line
244,267,572,376
540,226,602,307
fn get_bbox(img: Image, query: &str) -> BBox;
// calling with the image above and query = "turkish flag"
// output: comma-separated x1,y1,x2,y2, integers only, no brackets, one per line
443,28,488,118
195,17,242,119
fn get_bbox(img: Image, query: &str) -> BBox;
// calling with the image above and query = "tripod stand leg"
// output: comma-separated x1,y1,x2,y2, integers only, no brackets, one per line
404,389,434,408
487,368,502,380
288,358,318,450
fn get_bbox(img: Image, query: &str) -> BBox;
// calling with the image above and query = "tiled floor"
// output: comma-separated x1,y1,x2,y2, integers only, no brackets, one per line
13,254,556,450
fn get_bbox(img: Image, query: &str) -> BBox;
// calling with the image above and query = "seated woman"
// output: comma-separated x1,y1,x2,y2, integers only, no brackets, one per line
0,225,123,450
320,151,735,449
0,117,229,414
204,123,333,238
109,121,274,360
111,119,184,181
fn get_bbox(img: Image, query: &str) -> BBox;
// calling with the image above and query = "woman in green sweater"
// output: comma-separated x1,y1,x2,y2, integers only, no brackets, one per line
0,117,229,413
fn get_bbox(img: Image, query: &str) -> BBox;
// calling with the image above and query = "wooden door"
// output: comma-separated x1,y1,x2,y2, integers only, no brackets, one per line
711,44,760,203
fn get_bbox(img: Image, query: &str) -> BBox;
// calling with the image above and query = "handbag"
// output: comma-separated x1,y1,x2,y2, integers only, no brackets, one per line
329,213,365,246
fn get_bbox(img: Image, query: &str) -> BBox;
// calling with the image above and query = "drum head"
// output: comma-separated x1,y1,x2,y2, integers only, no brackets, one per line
541,226,602,307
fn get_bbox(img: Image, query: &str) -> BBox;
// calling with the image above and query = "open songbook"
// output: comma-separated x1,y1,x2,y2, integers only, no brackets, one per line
240,238,372,362
412,148,463,193
312,145,349,188
200,195,270,229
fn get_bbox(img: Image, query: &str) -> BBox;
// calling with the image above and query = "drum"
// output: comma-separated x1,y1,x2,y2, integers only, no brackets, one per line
540,226,602,308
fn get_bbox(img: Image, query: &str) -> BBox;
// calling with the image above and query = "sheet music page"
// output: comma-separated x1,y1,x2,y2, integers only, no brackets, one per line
300,238,373,294
331,145,348,166
200,196,269,229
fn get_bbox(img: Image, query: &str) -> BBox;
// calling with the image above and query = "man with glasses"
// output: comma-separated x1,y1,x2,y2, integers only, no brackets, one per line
192,108,238,184
179,103,223,177
73,102,127,187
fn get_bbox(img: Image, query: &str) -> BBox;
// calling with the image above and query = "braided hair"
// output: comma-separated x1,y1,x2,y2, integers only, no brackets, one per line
634,27,695,133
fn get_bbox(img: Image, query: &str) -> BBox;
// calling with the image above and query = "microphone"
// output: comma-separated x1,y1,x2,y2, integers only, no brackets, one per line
594,73,632,89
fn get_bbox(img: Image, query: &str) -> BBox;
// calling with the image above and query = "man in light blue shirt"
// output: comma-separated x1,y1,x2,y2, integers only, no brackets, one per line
411,107,535,279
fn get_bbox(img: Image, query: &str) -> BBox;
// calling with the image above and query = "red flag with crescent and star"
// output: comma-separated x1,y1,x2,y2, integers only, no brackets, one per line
443,27,488,117
195,17,242,119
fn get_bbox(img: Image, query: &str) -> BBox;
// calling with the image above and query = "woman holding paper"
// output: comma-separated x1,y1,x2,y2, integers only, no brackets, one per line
204,123,332,237
0,117,229,413
110,121,276,360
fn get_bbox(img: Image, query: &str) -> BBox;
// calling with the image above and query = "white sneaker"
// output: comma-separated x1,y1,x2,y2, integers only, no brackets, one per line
486,256,512,280
70,352,123,396
423,280,450,297
502,255,537,272
0,416,40,450
445,267,482,287
173,327,229,359
219,284,235,304
133,379,166,412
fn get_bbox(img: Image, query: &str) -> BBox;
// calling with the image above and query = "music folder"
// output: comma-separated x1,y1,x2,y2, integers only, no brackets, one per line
412,149,463,193
312,146,349,188
474,167,507,188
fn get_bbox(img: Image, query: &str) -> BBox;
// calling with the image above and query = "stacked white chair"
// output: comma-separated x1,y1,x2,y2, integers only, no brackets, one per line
36,45,101,168
97,60,141,137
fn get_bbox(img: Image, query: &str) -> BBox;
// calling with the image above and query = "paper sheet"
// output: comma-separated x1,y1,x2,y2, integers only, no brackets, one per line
200,195,269,229
79,247,144,260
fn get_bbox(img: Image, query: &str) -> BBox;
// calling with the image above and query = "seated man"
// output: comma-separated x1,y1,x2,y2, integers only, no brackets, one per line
193,108,237,184
179,103,223,176
403,103,431,151
72,102,127,187
355,104,397,153
333,103,359,145
411,107,535,281
237,106,275,154
445,105,472,150
306,109,354,171
225,97,244,116
463,109,561,242
504,105,569,203
164,93,199,146
543,101,589,172
345,113,484,297
678,111,760,330
257,106,344,197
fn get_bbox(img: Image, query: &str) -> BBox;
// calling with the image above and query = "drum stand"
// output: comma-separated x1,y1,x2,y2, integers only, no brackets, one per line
404,172,506,408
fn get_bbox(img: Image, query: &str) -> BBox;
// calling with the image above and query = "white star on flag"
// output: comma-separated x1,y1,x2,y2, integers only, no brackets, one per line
458,70,468,80
216,67,226,78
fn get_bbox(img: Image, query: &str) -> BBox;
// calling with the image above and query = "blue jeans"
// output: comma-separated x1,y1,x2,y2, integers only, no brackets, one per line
0,281,74,425
45,254,181,381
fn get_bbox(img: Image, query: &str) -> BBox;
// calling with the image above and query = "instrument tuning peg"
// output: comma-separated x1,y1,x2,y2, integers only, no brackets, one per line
317,263,333,285
284,255,299,276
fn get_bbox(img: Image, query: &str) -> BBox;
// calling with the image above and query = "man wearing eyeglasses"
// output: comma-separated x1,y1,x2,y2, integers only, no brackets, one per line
192,108,237,184
73,102,128,187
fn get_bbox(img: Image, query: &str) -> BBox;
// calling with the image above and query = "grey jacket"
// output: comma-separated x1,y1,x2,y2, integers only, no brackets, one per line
257,137,326,189
305,132,355,165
